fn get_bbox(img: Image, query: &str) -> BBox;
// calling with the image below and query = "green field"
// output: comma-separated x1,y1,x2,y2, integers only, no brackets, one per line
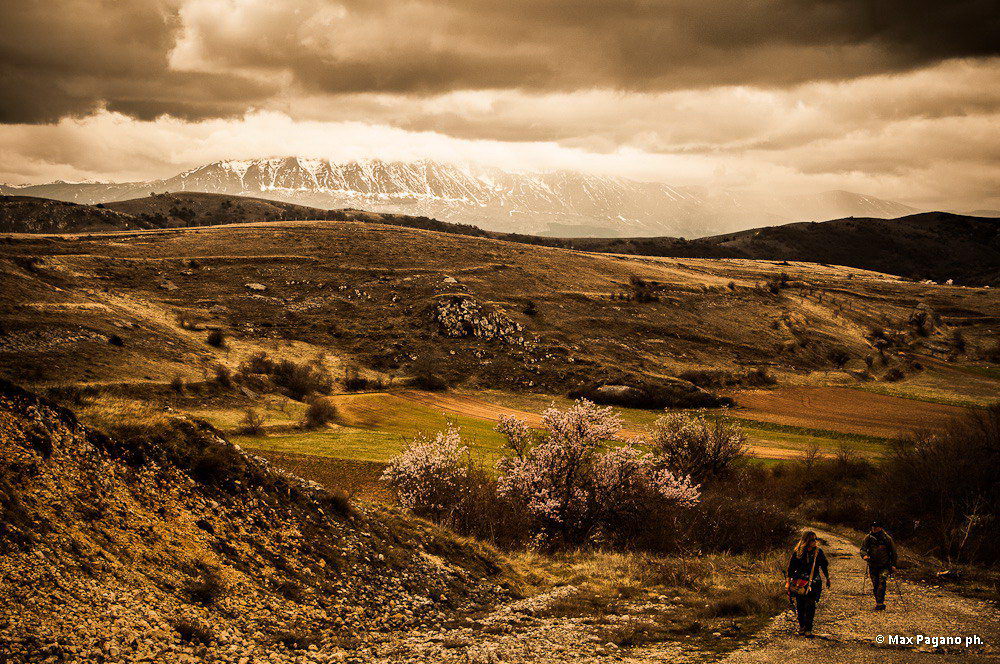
203,389,889,466
228,393,511,465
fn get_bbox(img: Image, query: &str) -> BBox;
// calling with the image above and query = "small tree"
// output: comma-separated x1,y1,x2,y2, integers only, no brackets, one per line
496,400,698,547
649,412,749,483
381,428,469,520
206,330,227,348
302,398,338,429
239,409,265,435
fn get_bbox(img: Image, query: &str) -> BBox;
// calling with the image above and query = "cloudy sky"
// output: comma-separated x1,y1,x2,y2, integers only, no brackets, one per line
1,0,998,210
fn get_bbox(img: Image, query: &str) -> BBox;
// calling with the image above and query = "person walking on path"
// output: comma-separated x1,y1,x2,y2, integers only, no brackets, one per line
786,530,831,637
860,521,897,611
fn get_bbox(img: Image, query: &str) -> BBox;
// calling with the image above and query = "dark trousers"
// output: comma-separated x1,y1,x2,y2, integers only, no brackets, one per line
793,585,822,631
870,566,888,604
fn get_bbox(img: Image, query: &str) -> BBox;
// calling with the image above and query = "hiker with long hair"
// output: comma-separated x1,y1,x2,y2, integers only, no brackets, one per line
786,530,831,637
860,521,897,611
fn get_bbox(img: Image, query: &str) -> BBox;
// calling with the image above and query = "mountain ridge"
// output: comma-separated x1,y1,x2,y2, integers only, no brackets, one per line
0,157,915,237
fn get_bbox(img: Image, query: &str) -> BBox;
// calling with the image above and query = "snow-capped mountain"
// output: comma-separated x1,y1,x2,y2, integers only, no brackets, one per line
1,157,916,237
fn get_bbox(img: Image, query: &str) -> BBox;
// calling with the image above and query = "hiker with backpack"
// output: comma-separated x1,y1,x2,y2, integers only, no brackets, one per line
786,530,831,637
860,521,897,610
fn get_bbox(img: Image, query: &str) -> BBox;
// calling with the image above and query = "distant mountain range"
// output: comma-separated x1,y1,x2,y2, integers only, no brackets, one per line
0,157,916,237
3,191,997,285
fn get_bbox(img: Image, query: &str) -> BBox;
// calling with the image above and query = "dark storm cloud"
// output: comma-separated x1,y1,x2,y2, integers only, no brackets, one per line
0,0,272,123
1,0,998,122
175,0,1000,96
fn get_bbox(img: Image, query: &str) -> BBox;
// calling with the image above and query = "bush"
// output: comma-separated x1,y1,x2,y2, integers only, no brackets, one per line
206,330,227,348
649,412,749,483
240,409,265,435
827,348,851,368
184,566,226,606
877,405,1000,564
170,375,187,394
302,399,338,429
381,428,470,521
212,364,234,389
411,355,449,391
570,378,732,410
677,368,776,389
381,402,803,556
237,353,333,400
883,367,905,382
44,385,100,407
383,401,699,550
672,493,795,555
173,619,214,645
343,365,372,392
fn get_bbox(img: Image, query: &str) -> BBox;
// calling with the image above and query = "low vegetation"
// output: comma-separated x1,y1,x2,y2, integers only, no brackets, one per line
733,404,1000,567
382,400,793,554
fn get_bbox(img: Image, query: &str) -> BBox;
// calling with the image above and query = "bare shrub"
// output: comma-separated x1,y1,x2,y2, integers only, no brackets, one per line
184,566,226,606
173,618,214,645
411,354,449,391
206,329,226,348
649,412,749,483
878,404,1000,564
239,409,265,435
302,399,338,429
237,353,333,400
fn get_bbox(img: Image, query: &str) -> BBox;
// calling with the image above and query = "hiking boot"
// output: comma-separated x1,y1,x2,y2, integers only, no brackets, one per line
875,603,886,611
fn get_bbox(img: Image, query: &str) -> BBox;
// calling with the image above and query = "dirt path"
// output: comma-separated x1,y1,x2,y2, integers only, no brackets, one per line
724,386,967,438
398,390,829,460
721,529,1000,664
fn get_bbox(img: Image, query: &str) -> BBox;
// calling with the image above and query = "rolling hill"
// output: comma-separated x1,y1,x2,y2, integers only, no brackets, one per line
566,212,1000,286
1,157,915,237
3,192,997,285
3,218,997,397
0,195,148,233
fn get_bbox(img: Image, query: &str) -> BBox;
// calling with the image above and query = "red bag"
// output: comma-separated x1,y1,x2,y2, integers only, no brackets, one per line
790,549,818,596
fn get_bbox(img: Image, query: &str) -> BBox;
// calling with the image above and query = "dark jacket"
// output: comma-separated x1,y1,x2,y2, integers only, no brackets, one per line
787,546,829,587
860,531,897,568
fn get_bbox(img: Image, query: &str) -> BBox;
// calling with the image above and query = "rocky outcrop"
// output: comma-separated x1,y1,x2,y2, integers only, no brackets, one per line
432,295,524,345
0,381,512,663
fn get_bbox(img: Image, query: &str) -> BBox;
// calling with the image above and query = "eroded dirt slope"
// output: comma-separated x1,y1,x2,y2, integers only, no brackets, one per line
0,381,512,663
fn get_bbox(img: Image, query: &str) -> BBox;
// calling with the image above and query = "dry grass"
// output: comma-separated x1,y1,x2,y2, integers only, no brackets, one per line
510,548,786,619
76,395,170,431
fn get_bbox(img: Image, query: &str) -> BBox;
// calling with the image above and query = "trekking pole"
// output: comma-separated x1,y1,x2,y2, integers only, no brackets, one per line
861,561,869,595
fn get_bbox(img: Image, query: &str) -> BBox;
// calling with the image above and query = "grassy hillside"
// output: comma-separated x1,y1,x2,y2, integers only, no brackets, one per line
0,195,148,233
4,219,998,394
6,193,999,286
689,212,1000,286
105,192,329,228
